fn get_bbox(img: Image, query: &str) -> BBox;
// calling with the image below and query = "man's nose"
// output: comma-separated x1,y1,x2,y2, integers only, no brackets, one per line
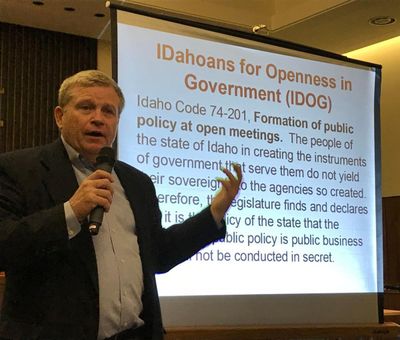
90,108,105,124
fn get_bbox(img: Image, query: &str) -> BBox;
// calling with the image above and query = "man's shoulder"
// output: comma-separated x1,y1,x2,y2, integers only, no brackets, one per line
0,140,62,169
0,145,41,165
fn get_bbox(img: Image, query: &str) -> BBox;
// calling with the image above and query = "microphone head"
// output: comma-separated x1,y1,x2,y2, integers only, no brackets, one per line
96,146,115,166
89,146,115,236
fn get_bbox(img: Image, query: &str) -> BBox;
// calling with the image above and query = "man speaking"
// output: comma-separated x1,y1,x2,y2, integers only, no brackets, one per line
0,70,242,340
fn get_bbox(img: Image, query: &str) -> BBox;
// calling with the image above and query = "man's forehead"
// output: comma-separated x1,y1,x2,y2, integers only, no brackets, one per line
70,86,120,103
70,85,116,95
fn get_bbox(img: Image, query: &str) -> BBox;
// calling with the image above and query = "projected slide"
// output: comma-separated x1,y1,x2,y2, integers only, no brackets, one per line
116,21,378,298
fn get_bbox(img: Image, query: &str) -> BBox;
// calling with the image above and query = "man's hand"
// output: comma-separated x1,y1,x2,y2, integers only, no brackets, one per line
210,163,242,224
69,170,114,222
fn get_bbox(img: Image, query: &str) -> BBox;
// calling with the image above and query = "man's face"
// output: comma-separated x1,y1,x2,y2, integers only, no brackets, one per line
54,86,120,163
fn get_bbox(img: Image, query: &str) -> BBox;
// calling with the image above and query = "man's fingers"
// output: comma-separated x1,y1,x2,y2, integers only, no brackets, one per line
233,163,243,182
91,178,114,194
93,188,113,209
69,174,114,220
89,169,114,182
218,164,242,191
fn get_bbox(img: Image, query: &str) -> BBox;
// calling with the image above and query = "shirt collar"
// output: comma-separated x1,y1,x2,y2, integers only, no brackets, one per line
61,135,95,172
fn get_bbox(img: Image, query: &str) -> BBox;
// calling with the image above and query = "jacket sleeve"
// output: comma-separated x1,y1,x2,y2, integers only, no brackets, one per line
134,171,226,274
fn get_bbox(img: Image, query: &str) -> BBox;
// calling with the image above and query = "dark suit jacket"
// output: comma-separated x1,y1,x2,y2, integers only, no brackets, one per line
0,139,226,340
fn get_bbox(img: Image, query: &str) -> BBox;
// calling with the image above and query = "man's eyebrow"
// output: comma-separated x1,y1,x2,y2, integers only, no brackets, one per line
76,99,94,105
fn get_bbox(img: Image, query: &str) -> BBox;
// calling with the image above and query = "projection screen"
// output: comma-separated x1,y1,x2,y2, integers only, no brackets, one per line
109,0,383,327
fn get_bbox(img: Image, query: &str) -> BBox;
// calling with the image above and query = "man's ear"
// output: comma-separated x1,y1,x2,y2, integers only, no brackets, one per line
54,106,64,129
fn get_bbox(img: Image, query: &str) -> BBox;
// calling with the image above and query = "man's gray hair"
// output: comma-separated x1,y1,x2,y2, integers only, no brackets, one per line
58,70,125,113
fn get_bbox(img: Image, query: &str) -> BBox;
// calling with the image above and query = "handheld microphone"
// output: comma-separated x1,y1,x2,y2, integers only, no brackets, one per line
88,146,116,235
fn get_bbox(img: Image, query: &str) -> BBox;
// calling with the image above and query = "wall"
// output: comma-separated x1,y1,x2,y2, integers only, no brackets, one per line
0,22,97,153
97,39,112,76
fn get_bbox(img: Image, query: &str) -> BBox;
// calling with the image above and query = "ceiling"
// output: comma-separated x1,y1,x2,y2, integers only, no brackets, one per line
0,0,399,54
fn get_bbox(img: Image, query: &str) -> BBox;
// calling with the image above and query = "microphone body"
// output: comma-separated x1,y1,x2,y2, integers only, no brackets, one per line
88,147,115,235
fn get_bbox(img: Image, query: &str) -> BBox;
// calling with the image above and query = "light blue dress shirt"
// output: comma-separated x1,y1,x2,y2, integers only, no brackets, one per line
61,138,144,339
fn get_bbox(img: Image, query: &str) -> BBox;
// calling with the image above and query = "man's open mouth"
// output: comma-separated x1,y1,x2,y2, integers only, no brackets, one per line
86,131,104,137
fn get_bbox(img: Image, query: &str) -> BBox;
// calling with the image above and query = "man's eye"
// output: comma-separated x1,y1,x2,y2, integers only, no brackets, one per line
103,107,116,116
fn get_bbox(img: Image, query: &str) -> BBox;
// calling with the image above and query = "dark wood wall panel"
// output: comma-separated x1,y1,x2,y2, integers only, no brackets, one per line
382,196,400,311
383,196,400,286
0,22,97,153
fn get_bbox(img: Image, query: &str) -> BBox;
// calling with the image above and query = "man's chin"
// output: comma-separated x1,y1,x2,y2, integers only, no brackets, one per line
82,144,109,162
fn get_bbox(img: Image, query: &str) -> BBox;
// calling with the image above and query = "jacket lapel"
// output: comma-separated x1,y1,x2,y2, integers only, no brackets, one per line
39,139,99,293
39,139,79,205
